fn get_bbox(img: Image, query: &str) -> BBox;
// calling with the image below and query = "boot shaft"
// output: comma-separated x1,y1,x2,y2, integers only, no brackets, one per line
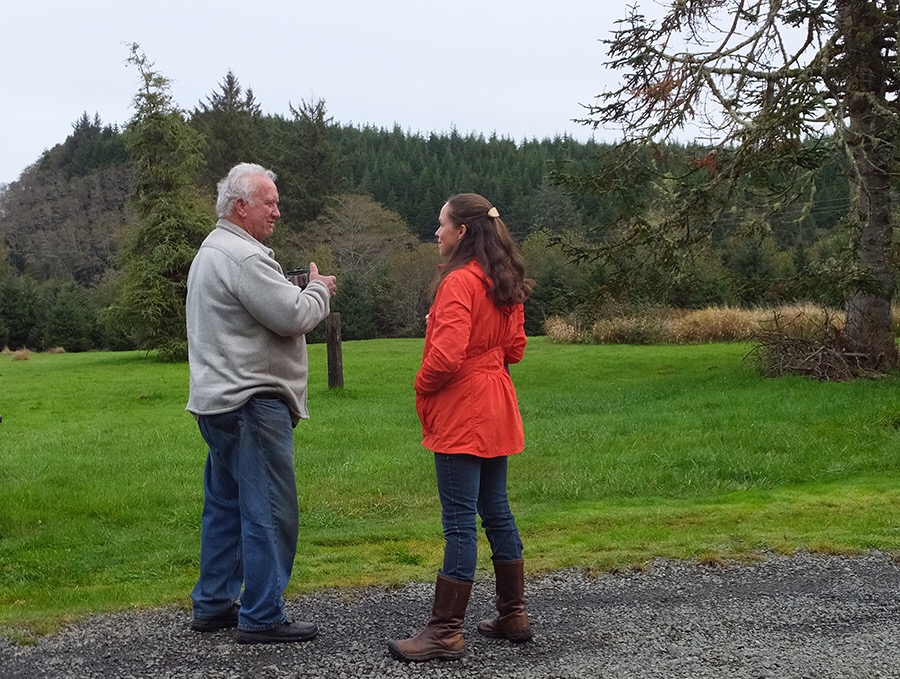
432,573,473,627
477,559,533,642
493,559,527,616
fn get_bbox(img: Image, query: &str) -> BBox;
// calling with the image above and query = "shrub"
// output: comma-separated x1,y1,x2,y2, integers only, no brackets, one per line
155,338,188,363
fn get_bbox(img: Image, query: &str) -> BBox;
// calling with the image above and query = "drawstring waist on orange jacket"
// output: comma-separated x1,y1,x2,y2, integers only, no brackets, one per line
456,347,505,375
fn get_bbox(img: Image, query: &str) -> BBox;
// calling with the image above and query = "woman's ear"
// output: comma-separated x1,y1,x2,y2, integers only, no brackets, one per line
458,224,467,239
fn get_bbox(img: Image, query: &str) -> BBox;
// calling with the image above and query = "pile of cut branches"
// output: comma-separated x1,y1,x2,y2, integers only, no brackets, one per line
748,307,885,380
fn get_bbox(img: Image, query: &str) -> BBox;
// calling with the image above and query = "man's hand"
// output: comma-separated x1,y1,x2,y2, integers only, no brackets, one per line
308,261,337,297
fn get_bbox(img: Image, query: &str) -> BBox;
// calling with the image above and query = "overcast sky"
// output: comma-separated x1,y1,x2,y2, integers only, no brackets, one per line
1,0,658,186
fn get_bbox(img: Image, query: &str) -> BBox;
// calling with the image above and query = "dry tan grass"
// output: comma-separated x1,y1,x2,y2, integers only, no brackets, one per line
670,306,764,343
755,303,845,340
543,303,886,345
591,314,672,345
545,316,581,343
12,350,30,361
46,347,66,354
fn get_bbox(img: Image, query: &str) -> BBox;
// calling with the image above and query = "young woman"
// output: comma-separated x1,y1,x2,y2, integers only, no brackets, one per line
388,193,535,662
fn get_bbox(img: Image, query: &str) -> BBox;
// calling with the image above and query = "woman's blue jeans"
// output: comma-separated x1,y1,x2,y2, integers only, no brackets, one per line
434,452,524,582
190,396,298,631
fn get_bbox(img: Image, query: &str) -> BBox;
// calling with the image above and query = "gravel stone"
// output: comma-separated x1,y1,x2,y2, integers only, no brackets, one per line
3,550,900,678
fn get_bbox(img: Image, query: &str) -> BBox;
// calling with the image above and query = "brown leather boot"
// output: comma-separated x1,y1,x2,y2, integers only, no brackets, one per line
388,573,473,662
477,559,533,642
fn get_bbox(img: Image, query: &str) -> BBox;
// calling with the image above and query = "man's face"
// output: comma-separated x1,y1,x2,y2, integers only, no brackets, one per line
239,177,280,241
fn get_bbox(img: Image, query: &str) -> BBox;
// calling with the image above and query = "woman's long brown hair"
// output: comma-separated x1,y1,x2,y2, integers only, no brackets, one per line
437,193,535,307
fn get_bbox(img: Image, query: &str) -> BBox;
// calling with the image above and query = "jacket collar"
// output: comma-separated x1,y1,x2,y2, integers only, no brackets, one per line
216,219,275,258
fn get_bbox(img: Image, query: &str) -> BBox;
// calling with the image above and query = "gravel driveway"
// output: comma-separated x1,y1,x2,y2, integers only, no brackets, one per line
3,551,899,678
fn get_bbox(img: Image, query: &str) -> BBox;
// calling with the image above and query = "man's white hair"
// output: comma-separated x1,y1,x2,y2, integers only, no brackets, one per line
216,163,278,218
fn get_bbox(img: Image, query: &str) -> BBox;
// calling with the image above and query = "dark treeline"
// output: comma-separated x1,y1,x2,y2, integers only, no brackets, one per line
330,124,604,240
0,72,855,352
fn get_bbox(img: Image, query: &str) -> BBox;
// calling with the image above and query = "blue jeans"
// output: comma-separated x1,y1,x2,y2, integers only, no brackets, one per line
434,453,524,582
190,397,299,631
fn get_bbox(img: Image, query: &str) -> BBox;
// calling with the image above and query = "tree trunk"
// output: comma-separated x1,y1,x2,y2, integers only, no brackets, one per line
837,0,898,368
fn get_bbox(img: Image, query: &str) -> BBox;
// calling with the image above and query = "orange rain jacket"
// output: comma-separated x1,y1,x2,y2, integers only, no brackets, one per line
415,260,526,458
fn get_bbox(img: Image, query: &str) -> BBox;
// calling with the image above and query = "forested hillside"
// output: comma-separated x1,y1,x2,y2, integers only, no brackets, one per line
0,72,856,352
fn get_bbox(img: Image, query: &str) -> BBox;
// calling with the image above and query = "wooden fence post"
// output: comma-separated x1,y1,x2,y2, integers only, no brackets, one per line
326,312,344,389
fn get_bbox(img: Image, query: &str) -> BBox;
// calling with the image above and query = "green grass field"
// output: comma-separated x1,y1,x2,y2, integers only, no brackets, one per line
3,338,900,634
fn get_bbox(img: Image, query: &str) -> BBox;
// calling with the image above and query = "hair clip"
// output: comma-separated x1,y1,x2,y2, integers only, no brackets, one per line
487,207,500,218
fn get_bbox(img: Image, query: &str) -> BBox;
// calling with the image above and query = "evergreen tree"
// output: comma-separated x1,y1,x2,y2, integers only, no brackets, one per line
191,71,263,191
41,112,128,179
261,98,342,228
39,279,97,352
112,44,211,361
331,274,377,340
0,273,41,349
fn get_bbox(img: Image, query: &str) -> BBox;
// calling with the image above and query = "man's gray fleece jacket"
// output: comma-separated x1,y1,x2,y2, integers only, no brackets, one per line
186,219,331,426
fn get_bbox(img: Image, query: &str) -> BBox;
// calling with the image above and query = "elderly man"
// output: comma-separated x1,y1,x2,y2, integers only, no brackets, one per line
186,162,336,644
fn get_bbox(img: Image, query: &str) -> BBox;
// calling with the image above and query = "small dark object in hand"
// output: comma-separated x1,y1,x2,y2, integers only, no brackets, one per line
285,268,308,289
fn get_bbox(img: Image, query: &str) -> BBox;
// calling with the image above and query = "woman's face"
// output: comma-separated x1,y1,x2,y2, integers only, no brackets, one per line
436,202,465,257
